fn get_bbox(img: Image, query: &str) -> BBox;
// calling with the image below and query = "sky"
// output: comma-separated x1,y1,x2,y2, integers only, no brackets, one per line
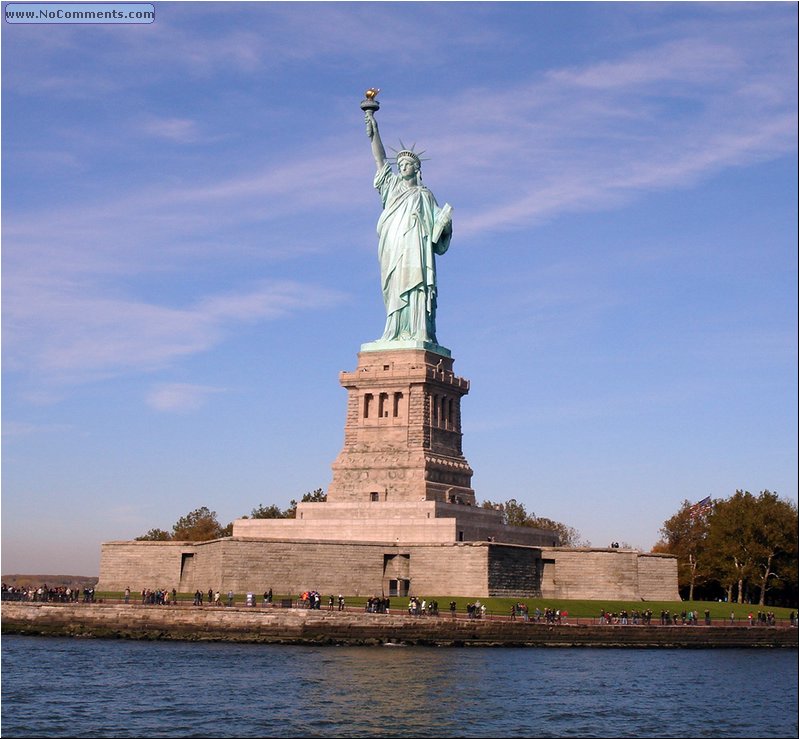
2,1,797,577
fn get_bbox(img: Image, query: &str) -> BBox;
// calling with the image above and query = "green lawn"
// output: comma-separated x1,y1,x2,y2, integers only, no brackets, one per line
94,591,796,621
337,596,796,621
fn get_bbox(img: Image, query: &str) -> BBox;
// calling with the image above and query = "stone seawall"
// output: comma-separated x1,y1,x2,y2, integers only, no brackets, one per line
3,603,797,648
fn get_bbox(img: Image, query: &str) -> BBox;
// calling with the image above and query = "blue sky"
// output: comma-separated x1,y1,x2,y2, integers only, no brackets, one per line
2,2,797,577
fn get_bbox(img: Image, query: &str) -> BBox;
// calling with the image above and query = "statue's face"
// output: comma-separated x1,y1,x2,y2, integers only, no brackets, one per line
398,157,419,181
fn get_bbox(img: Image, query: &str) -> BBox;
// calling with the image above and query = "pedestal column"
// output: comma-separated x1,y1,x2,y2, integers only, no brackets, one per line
327,349,475,505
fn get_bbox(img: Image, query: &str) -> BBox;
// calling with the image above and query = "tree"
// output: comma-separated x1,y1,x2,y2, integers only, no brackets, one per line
136,490,328,542
303,488,327,503
706,491,761,604
248,489,327,520
527,515,584,548
480,498,583,547
135,528,171,541
655,499,712,600
284,488,327,519
171,506,227,541
747,491,797,605
660,489,799,605
135,506,230,542
249,503,289,519
482,498,528,526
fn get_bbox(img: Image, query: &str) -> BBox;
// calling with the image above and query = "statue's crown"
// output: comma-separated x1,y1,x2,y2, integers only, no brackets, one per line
392,140,427,168
395,150,421,166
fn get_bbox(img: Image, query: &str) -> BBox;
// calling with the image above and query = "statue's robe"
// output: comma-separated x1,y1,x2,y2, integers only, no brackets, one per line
374,161,451,343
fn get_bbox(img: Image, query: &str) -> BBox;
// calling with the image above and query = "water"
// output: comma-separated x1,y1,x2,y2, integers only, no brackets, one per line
2,636,797,738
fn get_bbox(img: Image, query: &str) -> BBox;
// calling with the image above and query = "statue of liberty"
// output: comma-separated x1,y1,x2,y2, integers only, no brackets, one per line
361,90,452,350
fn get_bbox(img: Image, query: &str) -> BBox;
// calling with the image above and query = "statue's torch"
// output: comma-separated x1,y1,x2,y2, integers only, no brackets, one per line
361,88,380,137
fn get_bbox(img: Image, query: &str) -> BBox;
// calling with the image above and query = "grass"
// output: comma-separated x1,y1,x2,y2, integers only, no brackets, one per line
335,596,796,621
90,592,797,621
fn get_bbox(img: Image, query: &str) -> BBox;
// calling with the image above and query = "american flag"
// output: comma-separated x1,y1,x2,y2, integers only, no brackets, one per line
688,496,712,519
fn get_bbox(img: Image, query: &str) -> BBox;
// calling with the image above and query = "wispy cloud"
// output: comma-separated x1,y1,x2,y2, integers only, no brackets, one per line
140,116,213,144
3,4,795,401
1,420,76,438
427,36,797,237
2,4,463,97
2,148,369,293
3,278,345,386
145,383,225,412
547,38,742,89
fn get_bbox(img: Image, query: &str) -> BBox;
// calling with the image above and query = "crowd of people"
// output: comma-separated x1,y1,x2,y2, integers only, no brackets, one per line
139,588,178,605
123,586,337,610
5,582,795,627
299,590,322,609
365,596,390,613
746,610,784,627
1,583,95,602
408,596,439,616
509,602,530,620
599,609,655,625
138,588,231,606
465,601,486,619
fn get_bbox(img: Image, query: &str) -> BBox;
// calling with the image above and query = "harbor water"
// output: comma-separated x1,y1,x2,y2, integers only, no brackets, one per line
2,635,797,737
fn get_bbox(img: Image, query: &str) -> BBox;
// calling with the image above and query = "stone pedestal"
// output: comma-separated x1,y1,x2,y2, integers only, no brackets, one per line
327,348,475,506
99,341,682,600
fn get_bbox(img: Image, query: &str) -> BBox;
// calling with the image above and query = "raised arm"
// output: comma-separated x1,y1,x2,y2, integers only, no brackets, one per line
365,110,387,170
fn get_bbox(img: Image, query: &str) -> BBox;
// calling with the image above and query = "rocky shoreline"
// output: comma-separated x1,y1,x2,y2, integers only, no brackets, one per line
3,602,797,648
